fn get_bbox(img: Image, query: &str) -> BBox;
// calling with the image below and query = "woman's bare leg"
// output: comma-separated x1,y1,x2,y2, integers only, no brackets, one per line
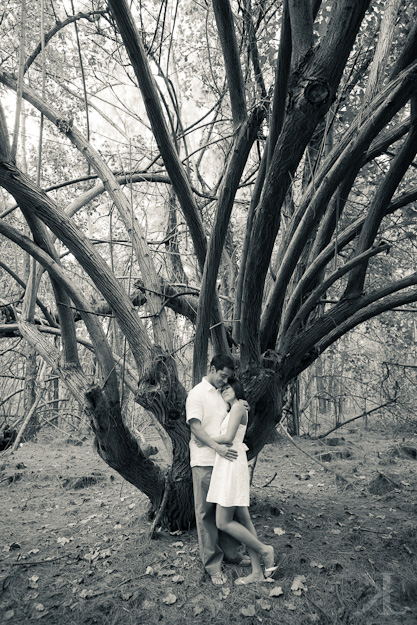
234,507,264,580
216,505,275,582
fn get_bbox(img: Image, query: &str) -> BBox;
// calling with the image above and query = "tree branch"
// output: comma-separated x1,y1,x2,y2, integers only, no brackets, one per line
211,0,247,128
345,100,417,297
287,0,313,67
193,106,265,382
0,161,151,373
241,0,372,366
260,60,417,351
106,0,207,268
0,69,172,352
279,242,391,353
0,218,121,405
285,277,417,382
24,11,106,73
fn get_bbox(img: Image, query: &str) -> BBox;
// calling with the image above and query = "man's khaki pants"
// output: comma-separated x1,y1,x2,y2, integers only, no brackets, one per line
192,466,241,575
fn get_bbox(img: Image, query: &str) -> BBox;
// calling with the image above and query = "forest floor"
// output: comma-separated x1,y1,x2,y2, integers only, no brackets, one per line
1,423,417,625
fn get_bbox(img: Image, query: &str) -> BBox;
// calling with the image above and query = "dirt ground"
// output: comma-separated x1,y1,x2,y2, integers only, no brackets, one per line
1,425,417,625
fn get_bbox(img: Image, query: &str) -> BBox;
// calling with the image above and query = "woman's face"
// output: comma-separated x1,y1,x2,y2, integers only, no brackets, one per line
221,384,236,403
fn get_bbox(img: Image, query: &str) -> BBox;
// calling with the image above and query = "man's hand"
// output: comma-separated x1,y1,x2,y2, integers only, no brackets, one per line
239,399,250,412
216,444,238,461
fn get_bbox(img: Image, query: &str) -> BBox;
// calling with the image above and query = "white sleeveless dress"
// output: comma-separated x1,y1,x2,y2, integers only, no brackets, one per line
206,412,250,507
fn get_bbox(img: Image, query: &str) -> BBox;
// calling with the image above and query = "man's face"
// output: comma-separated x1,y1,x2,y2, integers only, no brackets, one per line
210,366,234,390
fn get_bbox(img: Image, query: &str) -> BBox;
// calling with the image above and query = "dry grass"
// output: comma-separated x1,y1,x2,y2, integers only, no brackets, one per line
1,425,417,624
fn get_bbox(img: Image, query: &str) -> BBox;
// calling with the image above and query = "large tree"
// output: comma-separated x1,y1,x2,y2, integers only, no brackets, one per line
0,0,417,528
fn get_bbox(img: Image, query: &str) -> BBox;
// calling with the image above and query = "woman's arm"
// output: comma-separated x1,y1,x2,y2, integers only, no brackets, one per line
188,419,238,460
213,404,246,445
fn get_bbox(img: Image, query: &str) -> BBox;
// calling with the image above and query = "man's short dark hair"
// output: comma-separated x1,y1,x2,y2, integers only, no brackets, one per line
210,354,235,371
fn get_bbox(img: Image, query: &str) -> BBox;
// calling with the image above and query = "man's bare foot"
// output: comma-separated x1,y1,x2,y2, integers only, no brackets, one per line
234,572,265,586
210,571,227,586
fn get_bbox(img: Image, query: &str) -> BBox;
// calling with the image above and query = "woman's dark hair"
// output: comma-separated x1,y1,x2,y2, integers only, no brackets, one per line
227,378,246,401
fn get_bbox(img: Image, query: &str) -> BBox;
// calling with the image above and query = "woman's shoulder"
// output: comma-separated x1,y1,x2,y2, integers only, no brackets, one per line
230,402,247,423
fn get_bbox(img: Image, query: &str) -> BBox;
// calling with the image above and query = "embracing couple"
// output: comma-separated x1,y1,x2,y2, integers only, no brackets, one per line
186,354,276,586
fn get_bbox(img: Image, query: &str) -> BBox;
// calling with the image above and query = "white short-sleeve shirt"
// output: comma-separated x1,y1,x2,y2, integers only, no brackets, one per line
186,377,228,467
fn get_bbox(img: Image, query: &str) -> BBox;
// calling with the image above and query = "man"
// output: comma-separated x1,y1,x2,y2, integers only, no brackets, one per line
186,354,249,585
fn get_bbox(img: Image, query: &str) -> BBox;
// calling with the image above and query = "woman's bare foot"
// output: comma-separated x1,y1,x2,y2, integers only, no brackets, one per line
234,572,265,586
261,545,275,574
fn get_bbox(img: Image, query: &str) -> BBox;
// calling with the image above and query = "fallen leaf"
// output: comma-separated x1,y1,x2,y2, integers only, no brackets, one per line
57,536,72,546
295,472,310,480
193,604,204,616
100,548,112,558
5,542,21,551
172,575,184,583
142,599,156,610
291,575,307,594
162,592,177,605
28,575,39,588
172,541,184,548
257,597,272,610
274,527,286,536
84,550,100,562
269,586,284,597
240,604,256,617
284,601,297,610
121,591,133,601
33,603,45,612
4,610,15,621
80,515,96,525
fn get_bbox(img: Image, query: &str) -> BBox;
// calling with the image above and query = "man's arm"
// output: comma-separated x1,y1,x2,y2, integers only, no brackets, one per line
188,419,238,461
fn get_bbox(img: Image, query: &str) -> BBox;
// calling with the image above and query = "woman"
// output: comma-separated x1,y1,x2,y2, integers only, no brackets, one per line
206,378,276,585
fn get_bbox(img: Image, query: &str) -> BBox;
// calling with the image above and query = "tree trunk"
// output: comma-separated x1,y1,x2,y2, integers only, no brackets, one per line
135,350,195,530
23,344,38,439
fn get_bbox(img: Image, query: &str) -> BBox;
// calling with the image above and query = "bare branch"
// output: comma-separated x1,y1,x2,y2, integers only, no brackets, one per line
106,0,207,268
260,60,417,351
0,160,151,373
241,0,372,366
212,0,247,128
0,217,120,404
24,11,107,73
193,106,265,382
345,105,417,297
279,242,391,352
285,275,417,382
